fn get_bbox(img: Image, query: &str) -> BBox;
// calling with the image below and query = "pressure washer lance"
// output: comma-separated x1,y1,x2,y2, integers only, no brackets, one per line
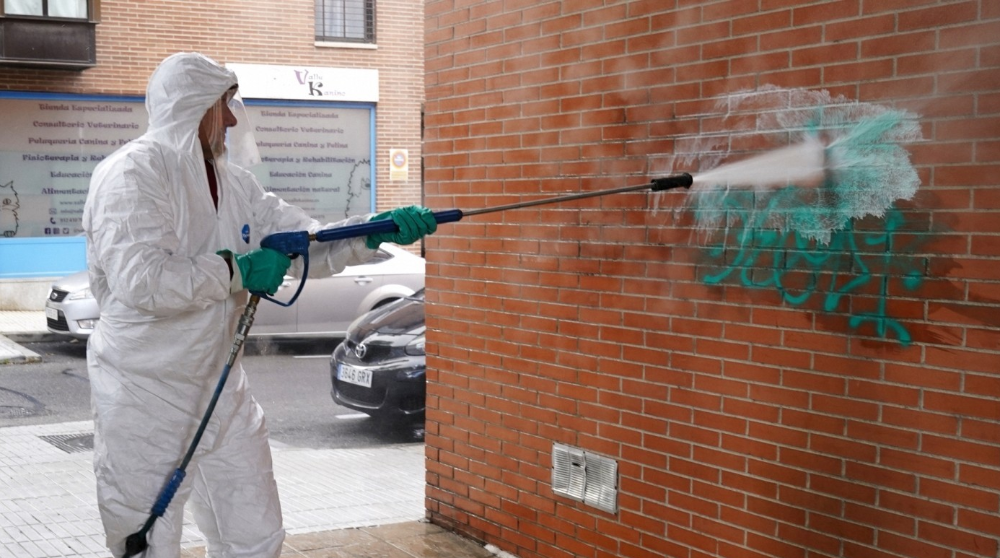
122,172,691,556
258,172,694,308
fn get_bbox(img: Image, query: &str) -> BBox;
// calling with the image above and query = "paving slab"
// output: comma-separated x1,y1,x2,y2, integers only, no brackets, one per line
0,421,427,558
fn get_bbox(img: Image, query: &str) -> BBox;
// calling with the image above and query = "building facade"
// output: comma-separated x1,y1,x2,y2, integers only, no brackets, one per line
0,0,424,309
423,2,1000,558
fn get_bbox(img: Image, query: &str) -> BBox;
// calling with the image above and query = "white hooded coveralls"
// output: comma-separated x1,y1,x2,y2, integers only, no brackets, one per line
83,53,377,558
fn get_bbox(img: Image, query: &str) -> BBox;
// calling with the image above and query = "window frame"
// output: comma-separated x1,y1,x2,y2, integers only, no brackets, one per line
0,0,99,69
1,0,96,20
315,0,375,44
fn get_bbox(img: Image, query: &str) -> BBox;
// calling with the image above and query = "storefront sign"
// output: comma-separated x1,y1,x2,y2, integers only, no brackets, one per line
227,63,379,103
0,97,145,238
0,94,374,240
246,103,373,223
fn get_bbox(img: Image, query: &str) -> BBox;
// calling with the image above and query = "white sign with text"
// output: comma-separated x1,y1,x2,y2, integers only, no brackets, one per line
0,97,374,239
227,63,379,103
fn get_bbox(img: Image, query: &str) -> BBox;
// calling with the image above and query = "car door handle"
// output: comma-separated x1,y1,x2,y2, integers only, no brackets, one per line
354,276,373,285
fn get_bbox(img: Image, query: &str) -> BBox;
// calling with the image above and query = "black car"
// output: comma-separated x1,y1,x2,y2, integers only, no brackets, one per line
331,288,425,422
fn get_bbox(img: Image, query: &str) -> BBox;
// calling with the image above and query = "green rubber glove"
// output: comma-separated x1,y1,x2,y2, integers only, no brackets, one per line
365,205,438,249
218,248,291,295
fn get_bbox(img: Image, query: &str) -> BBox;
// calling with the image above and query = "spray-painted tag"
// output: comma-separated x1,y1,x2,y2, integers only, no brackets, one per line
242,224,250,244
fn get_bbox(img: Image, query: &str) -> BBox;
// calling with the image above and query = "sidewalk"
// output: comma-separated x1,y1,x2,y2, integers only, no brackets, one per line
0,311,495,558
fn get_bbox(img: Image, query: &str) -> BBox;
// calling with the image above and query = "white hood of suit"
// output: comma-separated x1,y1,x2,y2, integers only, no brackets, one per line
146,52,238,162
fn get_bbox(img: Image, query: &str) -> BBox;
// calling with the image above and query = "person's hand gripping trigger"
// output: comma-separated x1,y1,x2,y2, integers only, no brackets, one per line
365,205,438,249
217,248,292,295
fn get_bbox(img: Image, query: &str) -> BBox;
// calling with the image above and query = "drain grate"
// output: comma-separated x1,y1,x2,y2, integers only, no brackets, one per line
39,433,94,453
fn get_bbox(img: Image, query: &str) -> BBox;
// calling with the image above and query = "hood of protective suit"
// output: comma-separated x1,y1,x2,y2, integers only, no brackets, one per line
145,52,237,153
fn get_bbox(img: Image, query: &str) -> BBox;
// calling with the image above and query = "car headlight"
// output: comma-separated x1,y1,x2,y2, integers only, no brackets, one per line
405,335,425,356
67,287,93,300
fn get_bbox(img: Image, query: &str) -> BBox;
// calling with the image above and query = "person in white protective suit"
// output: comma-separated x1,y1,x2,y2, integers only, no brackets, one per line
82,52,436,558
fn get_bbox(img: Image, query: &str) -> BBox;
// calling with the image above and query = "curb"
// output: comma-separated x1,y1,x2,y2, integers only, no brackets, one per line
5,332,64,343
0,334,43,364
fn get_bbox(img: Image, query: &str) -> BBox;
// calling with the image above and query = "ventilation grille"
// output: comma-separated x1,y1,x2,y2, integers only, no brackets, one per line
552,443,618,514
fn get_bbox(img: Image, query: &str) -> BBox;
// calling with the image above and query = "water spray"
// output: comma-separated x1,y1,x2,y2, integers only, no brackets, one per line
689,136,827,192
682,93,921,245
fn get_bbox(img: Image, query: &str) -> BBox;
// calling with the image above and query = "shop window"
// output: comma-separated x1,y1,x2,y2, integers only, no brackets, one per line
0,92,375,242
0,0,97,69
315,0,374,44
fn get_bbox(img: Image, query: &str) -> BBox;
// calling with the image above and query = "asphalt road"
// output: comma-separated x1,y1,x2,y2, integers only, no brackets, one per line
0,337,424,449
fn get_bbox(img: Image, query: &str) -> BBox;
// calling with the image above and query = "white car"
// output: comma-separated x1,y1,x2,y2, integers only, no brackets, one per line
45,244,425,339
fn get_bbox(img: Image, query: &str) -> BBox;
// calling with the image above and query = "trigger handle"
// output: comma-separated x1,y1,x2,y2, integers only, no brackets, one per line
257,231,311,307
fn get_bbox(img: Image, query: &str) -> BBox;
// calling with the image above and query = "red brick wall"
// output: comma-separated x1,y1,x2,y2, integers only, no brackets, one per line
423,2,1000,557
0,0,424,211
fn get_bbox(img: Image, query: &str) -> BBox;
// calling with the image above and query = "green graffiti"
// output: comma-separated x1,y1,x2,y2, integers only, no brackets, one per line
700,193,924,346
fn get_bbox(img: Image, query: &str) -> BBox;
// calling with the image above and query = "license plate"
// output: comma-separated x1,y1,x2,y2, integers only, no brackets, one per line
337,364,372,388
45,306,59,320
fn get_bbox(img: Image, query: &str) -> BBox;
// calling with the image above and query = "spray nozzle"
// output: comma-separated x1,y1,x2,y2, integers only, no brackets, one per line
650,173,693,191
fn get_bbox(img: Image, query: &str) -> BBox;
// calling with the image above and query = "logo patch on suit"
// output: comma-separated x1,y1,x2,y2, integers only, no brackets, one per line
242,224,250,244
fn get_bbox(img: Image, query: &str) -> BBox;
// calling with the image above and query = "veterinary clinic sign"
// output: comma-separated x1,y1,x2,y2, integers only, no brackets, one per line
226,63,379,103
0,97,146,238
0,93,375,240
